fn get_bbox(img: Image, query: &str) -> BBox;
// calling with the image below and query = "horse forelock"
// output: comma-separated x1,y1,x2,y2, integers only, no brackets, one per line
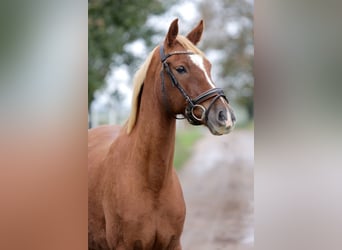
126,35,205,134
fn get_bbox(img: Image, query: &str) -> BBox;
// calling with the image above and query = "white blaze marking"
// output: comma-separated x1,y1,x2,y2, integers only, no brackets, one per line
189,54,215,88
222,97,232,126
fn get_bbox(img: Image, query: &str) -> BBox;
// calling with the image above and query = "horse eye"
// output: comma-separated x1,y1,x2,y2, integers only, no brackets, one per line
176,66,187,74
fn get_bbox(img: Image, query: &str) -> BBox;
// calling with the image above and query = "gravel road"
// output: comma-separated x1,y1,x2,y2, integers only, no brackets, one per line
179,130,254,250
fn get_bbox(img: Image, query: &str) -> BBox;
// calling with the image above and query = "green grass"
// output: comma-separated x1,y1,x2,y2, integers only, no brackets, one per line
235,119,254,130
174,127,202,170
172,119,253,170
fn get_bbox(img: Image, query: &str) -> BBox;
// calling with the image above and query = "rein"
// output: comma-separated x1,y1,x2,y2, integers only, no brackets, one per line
159,45,228,125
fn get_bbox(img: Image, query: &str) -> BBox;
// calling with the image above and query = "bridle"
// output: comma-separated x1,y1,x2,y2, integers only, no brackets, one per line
159,44,229,125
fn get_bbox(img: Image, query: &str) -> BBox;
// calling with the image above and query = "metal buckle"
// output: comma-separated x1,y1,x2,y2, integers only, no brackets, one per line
191,104,206,122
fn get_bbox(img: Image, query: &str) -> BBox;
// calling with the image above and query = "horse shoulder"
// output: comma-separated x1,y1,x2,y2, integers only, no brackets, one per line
88,124,123,249
88,125,121,168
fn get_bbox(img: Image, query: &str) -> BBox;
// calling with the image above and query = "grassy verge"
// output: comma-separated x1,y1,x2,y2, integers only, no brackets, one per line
236,119,254,130
174,127,202,170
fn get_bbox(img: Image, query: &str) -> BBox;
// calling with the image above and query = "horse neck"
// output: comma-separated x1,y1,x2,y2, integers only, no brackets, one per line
130,72,176,192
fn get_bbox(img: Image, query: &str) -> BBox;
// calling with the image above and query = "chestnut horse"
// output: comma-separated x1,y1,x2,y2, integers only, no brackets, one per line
88,19,236,250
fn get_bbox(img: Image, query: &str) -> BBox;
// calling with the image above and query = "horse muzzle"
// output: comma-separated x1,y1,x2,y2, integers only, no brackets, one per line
186,96,236,136
208,101,236,135
183,86,236,135
214,109,236,136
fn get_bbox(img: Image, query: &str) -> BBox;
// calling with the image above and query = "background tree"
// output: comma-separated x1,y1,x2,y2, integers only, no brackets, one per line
198,0,254,119
88,0,171,110
89,0,254,125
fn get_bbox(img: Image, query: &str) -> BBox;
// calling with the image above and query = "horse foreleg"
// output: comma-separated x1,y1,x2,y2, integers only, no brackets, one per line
103,199,121,250
166,236,182,250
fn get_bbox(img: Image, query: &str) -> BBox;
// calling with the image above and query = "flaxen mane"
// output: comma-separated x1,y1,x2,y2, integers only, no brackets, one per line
126,35,205,134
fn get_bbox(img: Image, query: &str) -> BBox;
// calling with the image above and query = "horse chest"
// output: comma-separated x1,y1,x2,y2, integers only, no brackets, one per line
110,187,185,249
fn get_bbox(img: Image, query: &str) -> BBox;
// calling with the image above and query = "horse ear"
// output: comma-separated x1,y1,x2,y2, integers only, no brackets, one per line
186,20,204,45
165,18,179,47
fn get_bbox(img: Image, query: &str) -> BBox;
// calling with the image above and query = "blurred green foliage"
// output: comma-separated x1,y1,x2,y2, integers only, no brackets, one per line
198,0,254,120
235,119,254,130
174,127,202,170
88,0,171,109
88,0,254,123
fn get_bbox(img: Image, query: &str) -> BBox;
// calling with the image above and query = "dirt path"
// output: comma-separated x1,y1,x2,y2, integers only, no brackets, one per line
179,130,254,250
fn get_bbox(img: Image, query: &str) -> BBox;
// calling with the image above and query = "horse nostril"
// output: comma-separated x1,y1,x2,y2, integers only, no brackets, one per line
218,110,227,122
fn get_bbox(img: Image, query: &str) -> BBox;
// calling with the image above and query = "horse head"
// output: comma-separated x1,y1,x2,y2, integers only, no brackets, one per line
158,19,236,135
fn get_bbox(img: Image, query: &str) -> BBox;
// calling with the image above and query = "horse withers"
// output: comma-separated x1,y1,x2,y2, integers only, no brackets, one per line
88,19,236,250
